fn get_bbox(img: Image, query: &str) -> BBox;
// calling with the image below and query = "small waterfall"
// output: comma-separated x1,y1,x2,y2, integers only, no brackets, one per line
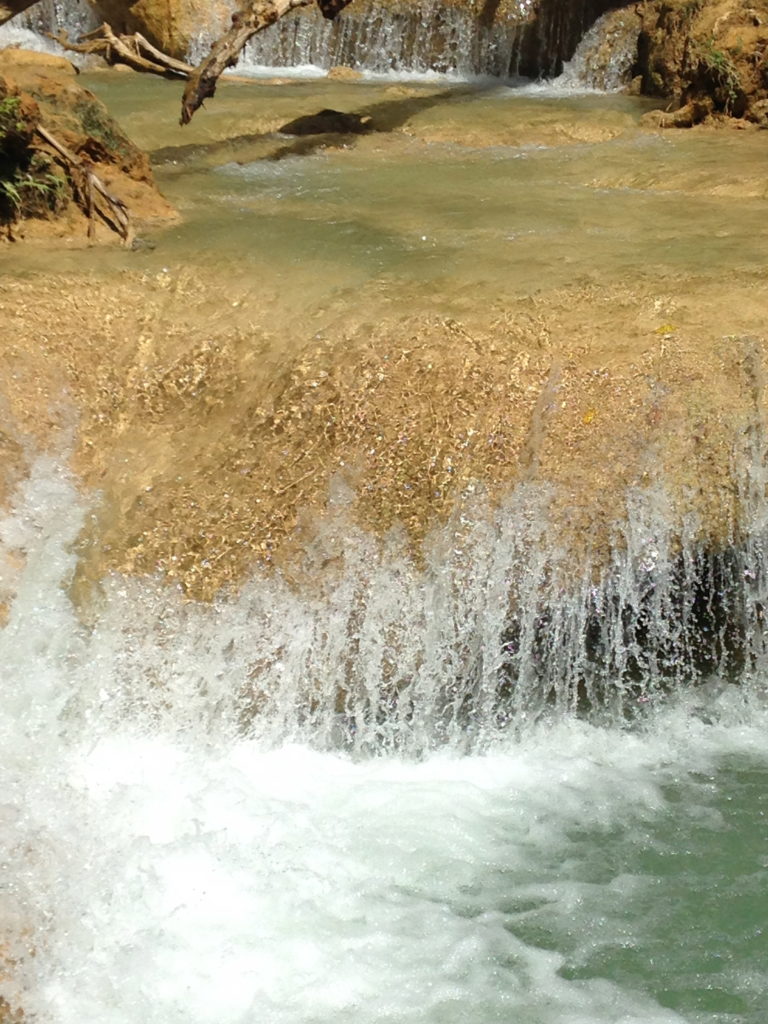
2,0,628,82
14,0,98,36
187,0,533,78
3,432,768,760
555,7,640,91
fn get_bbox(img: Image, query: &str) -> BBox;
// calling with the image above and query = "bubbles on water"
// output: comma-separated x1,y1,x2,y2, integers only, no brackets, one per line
3,454,768,1022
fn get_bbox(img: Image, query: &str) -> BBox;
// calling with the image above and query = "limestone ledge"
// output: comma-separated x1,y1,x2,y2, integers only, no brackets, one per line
0,267,765,603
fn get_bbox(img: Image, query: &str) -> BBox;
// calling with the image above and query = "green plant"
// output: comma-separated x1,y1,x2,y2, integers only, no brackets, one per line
0,94,23,140
0,95,20,117
0,167,67,219
696,38,742,112
0,177,21,208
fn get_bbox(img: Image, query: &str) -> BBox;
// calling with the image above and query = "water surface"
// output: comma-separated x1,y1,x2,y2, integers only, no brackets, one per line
2,73,768,1024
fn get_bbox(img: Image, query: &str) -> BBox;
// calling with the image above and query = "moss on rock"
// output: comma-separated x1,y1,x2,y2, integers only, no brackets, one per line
636,0,768,124
0,49,176,241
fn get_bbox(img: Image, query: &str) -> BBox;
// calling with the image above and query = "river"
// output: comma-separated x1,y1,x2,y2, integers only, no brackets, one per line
1,61,768,1024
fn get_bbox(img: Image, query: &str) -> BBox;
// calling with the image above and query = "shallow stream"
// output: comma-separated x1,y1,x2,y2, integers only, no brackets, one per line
2,71,768,1023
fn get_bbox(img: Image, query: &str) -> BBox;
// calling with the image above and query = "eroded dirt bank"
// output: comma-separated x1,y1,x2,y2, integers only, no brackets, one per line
0,50,176,244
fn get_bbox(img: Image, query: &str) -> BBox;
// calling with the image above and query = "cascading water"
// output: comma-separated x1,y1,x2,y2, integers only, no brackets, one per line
0,0,99,54
2,11,768,1021
0,0,535,79
3,431,768,1021
0,0,601,80
554,7,640,91
187,0,534,79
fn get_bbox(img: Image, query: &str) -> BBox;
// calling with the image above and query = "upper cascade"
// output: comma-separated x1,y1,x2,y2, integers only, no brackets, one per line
7,0,621,78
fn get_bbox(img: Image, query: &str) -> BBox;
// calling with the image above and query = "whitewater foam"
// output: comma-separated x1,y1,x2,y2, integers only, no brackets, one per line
3,458,768,1022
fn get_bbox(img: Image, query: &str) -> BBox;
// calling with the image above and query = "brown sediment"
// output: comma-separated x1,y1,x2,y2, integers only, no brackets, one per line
0,266,765,601
0,943,23,1024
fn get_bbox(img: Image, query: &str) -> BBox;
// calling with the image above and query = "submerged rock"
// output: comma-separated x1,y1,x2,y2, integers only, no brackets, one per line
279,107,374,135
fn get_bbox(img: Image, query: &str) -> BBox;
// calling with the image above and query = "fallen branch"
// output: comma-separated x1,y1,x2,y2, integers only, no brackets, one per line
131,32,196,76
35,124,134,246
49,24,194,78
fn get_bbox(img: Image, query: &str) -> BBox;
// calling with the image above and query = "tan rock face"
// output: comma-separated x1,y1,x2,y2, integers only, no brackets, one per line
94,0,233,59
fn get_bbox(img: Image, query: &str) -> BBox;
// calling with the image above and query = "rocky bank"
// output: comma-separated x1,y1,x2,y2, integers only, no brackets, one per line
636,0,768,125
0,48,175,241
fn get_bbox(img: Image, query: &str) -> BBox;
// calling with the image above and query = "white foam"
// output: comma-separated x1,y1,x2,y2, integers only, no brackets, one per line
2,457,767,1021
223,62,328,80
13,696,768,1023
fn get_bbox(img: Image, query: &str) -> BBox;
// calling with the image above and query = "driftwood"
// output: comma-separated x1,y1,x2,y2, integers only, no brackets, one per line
35,124,134,245
50,24,195,78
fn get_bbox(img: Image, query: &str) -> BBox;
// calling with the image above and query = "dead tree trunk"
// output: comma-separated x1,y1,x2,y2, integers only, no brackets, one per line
180,0,314,125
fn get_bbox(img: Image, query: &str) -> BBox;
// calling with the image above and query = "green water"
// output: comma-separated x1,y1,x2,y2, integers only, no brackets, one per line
10,74,767,319
516,753,768,1022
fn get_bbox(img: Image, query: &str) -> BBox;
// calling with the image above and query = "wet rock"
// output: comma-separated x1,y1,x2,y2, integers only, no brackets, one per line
130,235,157,250
640,99,713,129
278,108,374,136
747,97,768,126
327,65,364,81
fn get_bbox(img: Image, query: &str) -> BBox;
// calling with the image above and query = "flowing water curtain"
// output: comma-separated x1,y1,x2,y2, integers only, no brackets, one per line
9,0,99,35
555,7,640,91
186,0,538,77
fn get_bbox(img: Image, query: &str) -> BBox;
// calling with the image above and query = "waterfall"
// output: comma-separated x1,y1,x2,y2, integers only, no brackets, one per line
14,0,98,36
188,0,534,78
555,7,640,90
2,436,767,759
0,0,535,78
1,0,630,80
0,0,99,56
4,442,768,1023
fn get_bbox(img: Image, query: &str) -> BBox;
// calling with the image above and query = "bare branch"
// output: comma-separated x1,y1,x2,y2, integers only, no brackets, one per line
36,123,134,246
50,24,194,78
133,32,196,76
180,0,313,126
